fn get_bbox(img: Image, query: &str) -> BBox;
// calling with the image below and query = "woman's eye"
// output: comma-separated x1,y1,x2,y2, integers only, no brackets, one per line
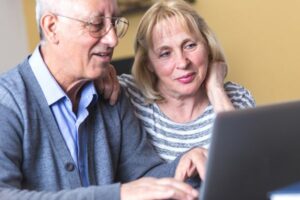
185,43,197,49
159,51,170,58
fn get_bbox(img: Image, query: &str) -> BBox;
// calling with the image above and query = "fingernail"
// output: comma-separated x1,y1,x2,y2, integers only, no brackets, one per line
187,195,195,200
192,189,199,197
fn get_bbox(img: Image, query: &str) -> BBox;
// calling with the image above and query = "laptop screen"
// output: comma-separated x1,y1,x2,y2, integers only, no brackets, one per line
200,100,300,200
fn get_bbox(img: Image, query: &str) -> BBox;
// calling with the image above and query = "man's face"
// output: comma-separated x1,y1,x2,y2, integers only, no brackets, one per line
54,0,119,81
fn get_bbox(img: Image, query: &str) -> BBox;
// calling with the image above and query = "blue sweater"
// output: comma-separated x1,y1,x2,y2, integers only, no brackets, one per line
0,58,178,200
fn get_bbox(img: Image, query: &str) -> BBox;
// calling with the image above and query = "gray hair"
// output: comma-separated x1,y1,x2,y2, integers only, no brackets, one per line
35,0,68,41
35,0,50,40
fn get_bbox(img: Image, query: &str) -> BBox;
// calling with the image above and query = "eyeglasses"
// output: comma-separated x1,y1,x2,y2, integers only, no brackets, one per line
54,13,129,38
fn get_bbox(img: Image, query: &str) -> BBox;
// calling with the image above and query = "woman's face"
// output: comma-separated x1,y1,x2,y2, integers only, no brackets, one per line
148,17,209,99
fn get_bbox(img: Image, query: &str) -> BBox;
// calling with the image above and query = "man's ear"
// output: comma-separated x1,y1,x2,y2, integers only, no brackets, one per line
40,13,59,44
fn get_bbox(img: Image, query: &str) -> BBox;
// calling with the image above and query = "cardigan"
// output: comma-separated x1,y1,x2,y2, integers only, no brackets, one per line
0,58,178,200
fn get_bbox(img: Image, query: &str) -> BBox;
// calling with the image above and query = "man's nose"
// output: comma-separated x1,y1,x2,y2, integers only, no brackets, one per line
101,27,118,48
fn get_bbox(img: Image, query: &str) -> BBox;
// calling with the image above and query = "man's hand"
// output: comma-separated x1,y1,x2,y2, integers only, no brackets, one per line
94,64,120,105
175,148,208,181
121,177,198,200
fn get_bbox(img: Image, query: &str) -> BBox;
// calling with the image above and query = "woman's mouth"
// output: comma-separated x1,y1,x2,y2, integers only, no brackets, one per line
176,72,196,84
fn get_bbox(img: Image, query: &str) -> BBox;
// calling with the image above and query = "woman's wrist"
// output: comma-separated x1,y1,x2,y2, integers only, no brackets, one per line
207,86,234,113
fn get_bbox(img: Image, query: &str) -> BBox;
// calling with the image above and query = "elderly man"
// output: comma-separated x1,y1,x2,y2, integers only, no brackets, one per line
0,0,206,199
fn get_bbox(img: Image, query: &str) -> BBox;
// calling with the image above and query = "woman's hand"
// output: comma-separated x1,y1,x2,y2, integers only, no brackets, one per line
94,64,120,105
175,147,208,181
205,62,234,113
205,61,227,92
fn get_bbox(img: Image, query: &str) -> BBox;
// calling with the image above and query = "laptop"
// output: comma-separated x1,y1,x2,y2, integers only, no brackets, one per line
200,100,300,200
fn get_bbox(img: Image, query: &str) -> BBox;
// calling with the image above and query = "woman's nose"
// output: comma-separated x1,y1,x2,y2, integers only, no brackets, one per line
176,53,190,69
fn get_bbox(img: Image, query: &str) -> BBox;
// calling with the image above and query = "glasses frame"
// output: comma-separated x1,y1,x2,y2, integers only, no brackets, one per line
53,13,129,38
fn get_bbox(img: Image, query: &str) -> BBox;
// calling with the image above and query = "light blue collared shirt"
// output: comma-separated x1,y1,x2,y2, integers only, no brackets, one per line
29,46,98,187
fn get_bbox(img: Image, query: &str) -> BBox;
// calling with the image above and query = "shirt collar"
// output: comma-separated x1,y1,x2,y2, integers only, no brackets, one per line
79,81,99,109
29,45,98,106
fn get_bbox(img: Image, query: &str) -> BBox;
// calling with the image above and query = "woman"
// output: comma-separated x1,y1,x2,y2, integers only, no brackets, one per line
119,0,255,161
118,0,255,162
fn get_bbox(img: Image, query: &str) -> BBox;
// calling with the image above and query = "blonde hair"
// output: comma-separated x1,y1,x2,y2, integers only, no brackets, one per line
132,0,226,103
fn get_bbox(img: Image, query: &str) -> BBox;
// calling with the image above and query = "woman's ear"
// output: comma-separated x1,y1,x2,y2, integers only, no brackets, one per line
40,13,59,44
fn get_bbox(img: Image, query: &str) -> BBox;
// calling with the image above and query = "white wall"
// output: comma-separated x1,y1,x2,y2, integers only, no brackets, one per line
0,1,29,73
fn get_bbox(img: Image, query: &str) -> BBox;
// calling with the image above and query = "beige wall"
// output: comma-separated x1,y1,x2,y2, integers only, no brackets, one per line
0,1,28,73
23,0,300,105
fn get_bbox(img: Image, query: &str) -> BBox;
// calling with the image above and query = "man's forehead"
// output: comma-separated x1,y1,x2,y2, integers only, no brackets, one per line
68,0,118,16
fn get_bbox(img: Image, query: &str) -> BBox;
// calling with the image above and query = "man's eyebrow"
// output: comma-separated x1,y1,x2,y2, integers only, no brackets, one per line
89,11,120,18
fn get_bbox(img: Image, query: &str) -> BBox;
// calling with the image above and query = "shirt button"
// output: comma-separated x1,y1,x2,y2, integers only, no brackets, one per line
65,162,75,172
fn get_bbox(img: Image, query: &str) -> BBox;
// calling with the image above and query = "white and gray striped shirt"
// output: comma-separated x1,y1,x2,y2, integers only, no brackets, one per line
119,74,255,162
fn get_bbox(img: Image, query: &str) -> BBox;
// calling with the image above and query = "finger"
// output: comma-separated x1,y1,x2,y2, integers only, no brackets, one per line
134,185,192,200
151,187,195,200
195,162,206,180
102,65,115,99
109,83,120,105
156,178,199,199
122,177,197,200
175,148,208,181
203,149,208,158
109,66,120,105
187,164,197,177
95,78,104,95
103,81,113,100
191,150,207,180
141,187,176,200
174,158,190,181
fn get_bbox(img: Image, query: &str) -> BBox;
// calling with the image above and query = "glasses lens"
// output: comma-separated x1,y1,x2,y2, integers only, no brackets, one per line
115,17,129,38
89,21,105,33
88,17,129,38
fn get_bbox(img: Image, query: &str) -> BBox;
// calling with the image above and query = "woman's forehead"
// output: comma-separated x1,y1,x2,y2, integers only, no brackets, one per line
152,18,194,41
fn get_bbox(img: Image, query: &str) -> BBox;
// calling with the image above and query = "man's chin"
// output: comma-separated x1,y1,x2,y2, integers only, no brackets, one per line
89,66,108,79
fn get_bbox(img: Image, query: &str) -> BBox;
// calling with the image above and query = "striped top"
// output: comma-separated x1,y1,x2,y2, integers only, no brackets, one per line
119,74,256,162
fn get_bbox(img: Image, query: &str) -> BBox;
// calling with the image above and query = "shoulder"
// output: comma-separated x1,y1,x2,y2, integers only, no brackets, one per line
0,61,26,98
0,58,31,88
118,74,139,92
224,81,249,94
0,58,34,112
118,74,148,105
224,81,256,109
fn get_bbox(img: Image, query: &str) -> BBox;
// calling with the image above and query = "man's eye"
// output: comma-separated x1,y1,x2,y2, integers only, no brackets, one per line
89,22,104,32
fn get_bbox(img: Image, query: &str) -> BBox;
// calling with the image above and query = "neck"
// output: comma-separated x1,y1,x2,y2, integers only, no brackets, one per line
66,80,90,113
41,44,90,113
157,86,209,123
